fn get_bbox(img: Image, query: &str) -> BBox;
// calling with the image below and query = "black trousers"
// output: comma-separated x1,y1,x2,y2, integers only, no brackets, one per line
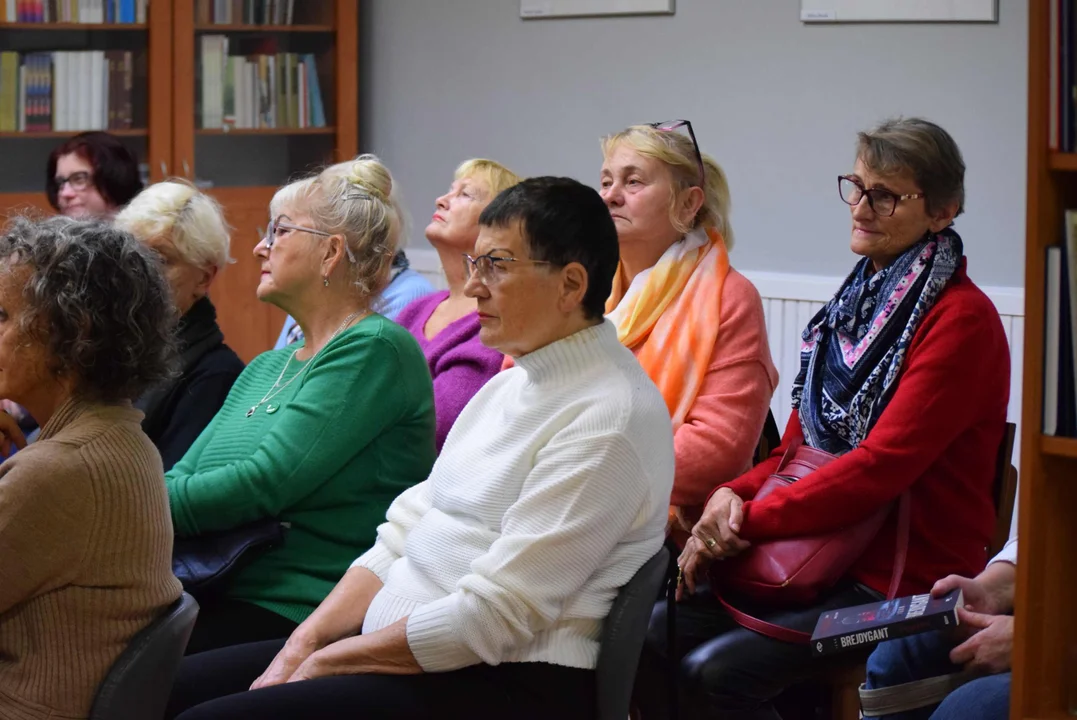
183,598,299,655
633,581,881,720
167,638,597,720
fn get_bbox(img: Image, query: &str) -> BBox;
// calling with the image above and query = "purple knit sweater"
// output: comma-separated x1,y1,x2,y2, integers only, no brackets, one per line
395,290,504,451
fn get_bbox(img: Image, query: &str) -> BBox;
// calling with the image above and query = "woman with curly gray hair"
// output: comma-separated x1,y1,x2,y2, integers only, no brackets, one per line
0,216,182,719
165,154,436,655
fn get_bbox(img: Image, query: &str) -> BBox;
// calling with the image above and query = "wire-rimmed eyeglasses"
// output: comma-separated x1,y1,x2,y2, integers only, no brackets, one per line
262,215,356,263
462,252,554,285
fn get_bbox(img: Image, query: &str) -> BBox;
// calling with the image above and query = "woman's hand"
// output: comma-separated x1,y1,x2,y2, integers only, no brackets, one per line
691,487,751,560
676,535,711,601
0,409,28,456
250,630,323,690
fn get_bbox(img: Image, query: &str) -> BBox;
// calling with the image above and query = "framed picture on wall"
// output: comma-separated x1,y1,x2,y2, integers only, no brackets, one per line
800,0,997,23
520,0,674,19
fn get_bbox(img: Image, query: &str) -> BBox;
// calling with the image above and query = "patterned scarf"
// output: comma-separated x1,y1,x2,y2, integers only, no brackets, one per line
606,226,730,430
791,228,963,455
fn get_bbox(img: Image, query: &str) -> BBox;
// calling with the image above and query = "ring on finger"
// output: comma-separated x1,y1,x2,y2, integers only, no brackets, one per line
704,536,717,550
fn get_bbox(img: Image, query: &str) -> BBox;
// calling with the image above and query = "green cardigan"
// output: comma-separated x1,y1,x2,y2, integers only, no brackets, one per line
166,314,436,624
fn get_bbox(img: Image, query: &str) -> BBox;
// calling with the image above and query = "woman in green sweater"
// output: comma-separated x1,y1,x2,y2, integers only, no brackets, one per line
167,154,436,654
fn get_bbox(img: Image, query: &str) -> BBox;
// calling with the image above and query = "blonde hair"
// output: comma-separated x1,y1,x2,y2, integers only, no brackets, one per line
454,158,522,201
270,153,399,300
601,125,734,249
115,179,232,269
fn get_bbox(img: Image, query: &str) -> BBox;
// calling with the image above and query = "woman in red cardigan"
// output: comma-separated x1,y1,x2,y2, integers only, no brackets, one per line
633,117,1011,720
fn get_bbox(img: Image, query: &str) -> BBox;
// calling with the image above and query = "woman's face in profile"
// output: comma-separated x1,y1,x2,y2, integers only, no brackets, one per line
0,265,52,407
55,153,112,220
141,234,213,317
426,175,491,250
599,144,680,251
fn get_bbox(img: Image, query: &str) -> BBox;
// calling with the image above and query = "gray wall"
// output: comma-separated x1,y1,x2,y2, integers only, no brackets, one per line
360,0,1028,287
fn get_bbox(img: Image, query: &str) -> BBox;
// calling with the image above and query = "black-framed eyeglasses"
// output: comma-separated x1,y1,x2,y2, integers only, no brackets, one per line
838,176,925,218
462,252,555,286
262,215,356,263
54,171,92,191
648,119,705,186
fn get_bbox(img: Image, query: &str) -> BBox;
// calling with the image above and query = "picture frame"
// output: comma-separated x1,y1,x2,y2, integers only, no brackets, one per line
521,0,675,20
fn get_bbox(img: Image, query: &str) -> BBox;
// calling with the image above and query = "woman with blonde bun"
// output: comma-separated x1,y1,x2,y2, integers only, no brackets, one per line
165,155,436,654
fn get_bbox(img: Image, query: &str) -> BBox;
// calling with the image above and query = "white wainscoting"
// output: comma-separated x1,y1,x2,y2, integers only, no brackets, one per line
406,248,1026,466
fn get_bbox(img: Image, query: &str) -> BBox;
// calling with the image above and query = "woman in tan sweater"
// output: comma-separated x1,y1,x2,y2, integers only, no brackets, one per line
0,216,182,719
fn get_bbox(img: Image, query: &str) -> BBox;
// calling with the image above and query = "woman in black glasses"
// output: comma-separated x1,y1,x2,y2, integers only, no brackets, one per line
46,131,142,220
641,118,1010,720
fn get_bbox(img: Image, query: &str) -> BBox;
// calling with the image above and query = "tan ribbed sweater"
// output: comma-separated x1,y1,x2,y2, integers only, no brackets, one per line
0,399,181,719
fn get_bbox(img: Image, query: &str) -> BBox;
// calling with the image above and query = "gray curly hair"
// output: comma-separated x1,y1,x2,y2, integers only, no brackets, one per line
0,216,178,402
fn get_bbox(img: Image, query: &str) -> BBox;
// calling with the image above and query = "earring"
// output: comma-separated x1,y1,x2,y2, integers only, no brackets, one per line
323,276,330,287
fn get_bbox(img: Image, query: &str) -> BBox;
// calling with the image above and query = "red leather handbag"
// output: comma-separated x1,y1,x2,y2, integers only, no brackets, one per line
710,438,910,643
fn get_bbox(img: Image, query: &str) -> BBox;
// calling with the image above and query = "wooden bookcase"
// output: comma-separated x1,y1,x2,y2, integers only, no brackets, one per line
1015,1,1077,719
0,0,359,361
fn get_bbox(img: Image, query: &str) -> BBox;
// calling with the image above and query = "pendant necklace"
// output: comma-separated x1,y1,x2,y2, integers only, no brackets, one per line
246,310,364,418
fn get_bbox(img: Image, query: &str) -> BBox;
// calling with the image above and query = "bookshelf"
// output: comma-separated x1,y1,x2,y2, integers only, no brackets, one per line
175,0,358,360
0,22,149,30
1015,2,1077,719
0,0,360,361
194,24,335,32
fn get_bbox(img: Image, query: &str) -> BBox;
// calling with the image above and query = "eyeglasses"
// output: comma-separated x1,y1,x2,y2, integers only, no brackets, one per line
262,215,357,263
838,176,925,218
54,171,92,192
462,252,554,285
648,119,704,186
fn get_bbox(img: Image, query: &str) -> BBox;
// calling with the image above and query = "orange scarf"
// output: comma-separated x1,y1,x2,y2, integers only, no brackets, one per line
606,226,729,431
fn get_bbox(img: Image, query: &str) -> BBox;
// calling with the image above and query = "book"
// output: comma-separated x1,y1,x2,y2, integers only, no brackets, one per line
809,588,963,657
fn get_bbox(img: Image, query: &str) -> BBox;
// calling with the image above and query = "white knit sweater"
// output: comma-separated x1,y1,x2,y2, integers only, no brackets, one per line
353,320,675,672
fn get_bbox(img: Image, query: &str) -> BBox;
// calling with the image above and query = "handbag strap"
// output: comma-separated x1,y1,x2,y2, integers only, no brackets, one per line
715,593,814,643
715,490,911,645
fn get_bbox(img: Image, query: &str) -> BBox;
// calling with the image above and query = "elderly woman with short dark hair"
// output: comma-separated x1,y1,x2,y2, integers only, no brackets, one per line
637,117,1011,720
0,216,182,719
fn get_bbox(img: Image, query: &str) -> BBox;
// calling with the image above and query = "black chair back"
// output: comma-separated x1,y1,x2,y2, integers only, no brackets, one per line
89,591,199,720
595,546,670,720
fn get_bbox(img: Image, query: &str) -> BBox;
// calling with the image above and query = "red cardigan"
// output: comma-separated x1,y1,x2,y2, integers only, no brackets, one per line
718,262,1010,598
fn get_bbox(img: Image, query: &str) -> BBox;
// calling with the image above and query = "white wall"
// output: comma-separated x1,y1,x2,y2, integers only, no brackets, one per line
359,0,1028,287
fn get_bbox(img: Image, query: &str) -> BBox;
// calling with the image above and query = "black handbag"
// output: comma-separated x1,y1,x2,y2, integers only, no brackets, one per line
172,519,289,601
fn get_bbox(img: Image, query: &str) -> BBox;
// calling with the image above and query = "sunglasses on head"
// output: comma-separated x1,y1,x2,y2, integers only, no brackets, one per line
647,119,704,186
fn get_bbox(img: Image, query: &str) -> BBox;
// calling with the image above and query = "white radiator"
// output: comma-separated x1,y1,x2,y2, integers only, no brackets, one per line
407,249,1025,466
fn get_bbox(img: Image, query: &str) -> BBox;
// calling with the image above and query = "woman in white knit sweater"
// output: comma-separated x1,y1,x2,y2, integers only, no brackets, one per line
167,177,676,720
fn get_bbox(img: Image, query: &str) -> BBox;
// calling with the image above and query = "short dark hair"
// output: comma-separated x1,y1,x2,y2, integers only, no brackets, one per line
478,177,619,319
46,132,143,212
0,216,177,403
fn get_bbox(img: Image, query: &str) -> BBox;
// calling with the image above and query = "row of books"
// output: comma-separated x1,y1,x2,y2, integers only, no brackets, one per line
1051,0,1077,150
0,50,141,132
199,35,325,131
1044,210,1077,437
196,0,296,26
3,0,147,24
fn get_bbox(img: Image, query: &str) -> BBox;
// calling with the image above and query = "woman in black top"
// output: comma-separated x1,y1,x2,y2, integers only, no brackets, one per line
117,179,244,469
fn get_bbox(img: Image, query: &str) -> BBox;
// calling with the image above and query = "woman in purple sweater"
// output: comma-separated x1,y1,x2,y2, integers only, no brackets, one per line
395,159,522,450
